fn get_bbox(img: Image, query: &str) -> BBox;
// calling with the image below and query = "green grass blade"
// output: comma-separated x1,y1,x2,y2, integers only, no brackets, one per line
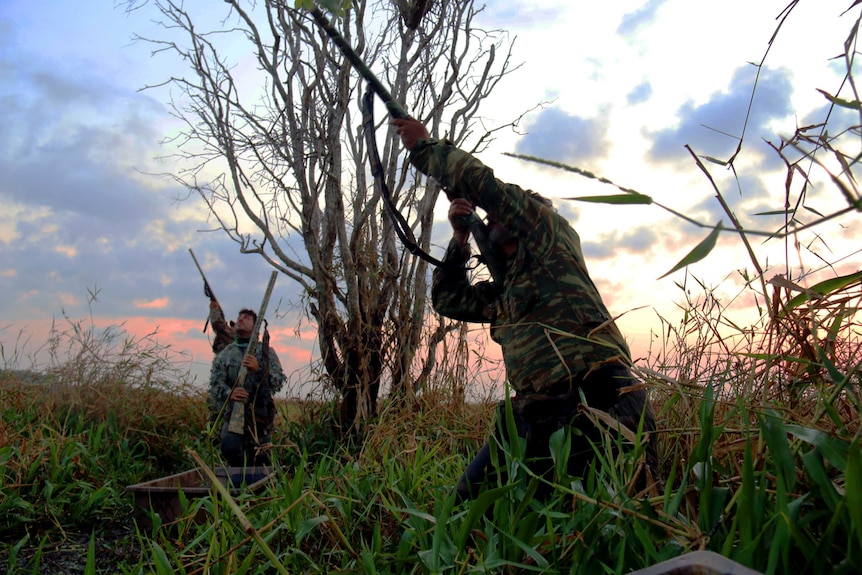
763,411,797,492
84,532,96,575
150,542,175,575
817,87,862,110
780,424,849,471
458,484,516,548
565,193,653,204
658,222,724,279
845,439,862,550
801,448,840,510
739,437,755,547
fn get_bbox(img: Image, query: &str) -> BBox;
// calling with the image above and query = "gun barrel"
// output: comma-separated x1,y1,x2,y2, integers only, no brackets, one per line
189,248,217,301
309,7,408,119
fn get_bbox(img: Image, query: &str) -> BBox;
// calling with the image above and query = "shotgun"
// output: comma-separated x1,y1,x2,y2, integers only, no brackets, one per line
309,6,507,285
189,248,217,332
308,7,408,120
226,271,279,435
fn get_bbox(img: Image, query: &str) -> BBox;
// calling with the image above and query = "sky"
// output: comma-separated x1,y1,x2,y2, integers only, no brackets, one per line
1,0,860,395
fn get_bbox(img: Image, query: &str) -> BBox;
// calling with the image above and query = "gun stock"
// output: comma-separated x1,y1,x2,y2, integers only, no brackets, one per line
464,216,508,286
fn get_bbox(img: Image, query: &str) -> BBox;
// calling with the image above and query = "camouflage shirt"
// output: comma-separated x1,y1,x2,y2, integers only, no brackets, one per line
413,138,632,394
209,339,286,425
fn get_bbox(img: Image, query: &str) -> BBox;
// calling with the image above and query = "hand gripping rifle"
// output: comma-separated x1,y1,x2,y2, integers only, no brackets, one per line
226,271,279,435
309,6,507,285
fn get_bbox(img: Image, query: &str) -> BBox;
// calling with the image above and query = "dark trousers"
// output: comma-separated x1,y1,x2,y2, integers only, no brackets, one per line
219,408,272,467
456,364,658,500
219,430,271,467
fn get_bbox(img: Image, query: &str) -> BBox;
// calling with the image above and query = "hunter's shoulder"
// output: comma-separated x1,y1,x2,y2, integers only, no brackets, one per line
215,343,244,362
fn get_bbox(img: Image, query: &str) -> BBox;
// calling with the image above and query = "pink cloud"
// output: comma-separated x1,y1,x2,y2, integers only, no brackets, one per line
135,297,170,310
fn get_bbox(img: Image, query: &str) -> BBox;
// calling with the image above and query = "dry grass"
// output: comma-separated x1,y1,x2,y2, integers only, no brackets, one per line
1,314,210,485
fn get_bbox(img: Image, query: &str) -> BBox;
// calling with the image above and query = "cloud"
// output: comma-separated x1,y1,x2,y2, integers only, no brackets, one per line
683,169,790,233
483,0,566,28
798,99,859,142
645,65,794,166
136,298,171,310
0,66,167,223
626,81,652,106
582,225,658,260
617,0,669,36
0,27,308,333
515,106,611,165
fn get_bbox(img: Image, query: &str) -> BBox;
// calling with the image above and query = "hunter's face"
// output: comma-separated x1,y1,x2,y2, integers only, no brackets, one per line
235,312,255,335
488,221,508,243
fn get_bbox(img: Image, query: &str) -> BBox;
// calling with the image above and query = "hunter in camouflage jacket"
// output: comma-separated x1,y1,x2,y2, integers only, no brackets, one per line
396,119,659,498
209,337,286,460
414,138,631,397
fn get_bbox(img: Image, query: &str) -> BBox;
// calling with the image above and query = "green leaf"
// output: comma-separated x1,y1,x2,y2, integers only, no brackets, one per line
564,193,653,205
753,209,793,216
767,485,793,572
296,515,329,543
702,486,730,535
505,512,548,567
763,412,797,492
430,491,457,569
702,155,729,166
150,542,174,575
784,271,862,311
457,484,516,548
691,381,716,463
826,303,847,343
817,88,862,110
739,438,755,546
780,424,849,471
802,448,840,510
658,223,724,279
9,534,29,567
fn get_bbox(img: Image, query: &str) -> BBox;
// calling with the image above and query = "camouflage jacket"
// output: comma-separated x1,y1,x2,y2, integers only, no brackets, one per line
414,138,632,394
209,339,286,421
209,303,236,355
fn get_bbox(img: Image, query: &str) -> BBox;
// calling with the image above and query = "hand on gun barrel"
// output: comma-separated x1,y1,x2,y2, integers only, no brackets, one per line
392,118,429,152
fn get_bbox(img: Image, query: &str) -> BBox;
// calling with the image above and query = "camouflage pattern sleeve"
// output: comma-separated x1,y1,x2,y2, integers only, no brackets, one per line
409,139,556,260
209,346,236,414
432,238,497,322
209,302,236,355
265,348,286,394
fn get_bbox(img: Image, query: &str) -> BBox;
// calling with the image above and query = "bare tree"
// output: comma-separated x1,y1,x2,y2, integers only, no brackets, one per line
131,0,522,432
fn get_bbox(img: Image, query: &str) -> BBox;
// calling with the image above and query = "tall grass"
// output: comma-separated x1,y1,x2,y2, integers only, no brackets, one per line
1,271,860,574
641,272,862,574
0,314,210,573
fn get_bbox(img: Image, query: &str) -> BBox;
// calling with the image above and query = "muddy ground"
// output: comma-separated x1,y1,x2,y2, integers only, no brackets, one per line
0,516,141,574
